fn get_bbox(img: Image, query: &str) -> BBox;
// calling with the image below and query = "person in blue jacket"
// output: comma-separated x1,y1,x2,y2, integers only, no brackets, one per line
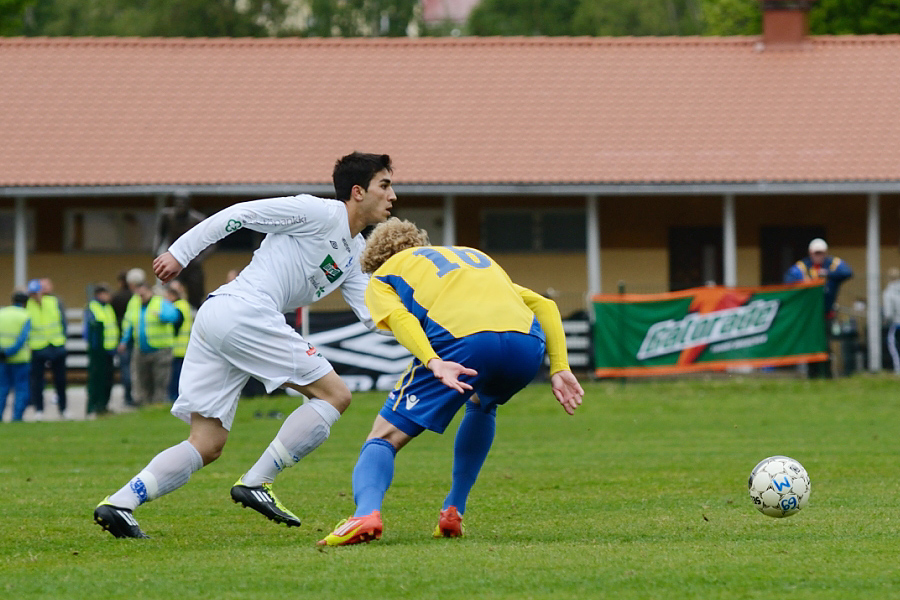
0,291,31,422
784,238,853,377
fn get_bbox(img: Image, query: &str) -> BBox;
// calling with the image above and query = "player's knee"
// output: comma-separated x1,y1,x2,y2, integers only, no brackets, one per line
322,387,352,413
189,436,226,465
202,445,224,465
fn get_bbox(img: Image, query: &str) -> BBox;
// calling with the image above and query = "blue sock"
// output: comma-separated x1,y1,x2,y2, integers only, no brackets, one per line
352,438,397,517
444,402,496,515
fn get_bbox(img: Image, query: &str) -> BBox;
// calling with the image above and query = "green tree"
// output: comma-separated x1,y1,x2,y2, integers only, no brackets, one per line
809,0,900,34
20,0,288,37
468,0,579,36
306,0,418,36
697,0,900,36
469,0,704,36
698,0,760,35
467,0,900,37
572,0,702,36
0,0,35,34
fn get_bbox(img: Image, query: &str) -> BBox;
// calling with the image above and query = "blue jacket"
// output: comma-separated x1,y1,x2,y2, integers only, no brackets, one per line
784,255,853,313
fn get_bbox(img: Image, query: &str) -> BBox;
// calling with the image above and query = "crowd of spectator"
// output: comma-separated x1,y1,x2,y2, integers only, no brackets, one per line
0,269,196,422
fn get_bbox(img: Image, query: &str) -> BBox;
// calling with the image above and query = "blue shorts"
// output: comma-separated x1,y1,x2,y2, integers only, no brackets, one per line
379,331,546,436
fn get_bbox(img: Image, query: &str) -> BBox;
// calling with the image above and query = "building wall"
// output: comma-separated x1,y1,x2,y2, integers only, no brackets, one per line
1,244,892,318
2,193,899,316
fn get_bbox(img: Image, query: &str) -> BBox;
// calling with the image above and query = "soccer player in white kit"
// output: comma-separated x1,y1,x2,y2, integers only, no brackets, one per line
93,152,396,538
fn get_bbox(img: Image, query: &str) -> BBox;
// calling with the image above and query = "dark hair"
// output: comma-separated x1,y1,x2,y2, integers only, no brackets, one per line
332,152,392,201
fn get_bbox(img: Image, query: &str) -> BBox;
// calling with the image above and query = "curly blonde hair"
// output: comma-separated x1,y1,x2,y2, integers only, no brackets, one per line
360,218,430,274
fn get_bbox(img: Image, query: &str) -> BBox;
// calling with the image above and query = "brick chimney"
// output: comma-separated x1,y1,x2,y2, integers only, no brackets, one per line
760,0,816,49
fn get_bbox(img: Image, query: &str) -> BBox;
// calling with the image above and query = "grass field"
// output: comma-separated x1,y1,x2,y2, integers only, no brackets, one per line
2,375,900,599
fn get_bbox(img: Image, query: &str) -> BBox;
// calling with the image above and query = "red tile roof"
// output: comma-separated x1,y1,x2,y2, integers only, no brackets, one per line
2,35,900,187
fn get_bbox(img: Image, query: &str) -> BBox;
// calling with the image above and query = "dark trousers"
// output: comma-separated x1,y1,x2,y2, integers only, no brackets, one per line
0,362,30,421
30,345,67,412
119,346,134,405
87,349,114,414
169,356,183,401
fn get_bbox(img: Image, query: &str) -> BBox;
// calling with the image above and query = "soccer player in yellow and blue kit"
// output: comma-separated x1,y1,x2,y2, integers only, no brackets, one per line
319,219,584,546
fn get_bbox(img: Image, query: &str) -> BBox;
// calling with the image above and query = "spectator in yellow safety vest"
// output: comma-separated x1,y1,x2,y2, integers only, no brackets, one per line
26,278,68,421
119,280,182,406
84,283,120,417
0,291,32,422
165,280,193,402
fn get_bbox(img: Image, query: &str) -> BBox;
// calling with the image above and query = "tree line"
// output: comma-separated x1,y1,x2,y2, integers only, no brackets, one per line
2,0,899,37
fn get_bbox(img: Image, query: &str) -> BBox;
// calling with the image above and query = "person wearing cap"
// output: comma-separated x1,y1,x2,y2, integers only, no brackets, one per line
0,291,32,422
119,279,181,406
784,238,853,377
84,283,120,416
25,277,68,420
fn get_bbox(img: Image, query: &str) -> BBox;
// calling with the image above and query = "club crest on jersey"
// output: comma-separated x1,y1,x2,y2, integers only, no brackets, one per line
319,254,344,283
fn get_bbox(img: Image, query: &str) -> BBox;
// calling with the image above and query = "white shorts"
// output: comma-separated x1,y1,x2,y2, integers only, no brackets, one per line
171,294,332,430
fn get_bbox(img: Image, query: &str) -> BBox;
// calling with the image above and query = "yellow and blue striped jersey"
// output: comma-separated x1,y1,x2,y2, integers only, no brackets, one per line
366,246,543,341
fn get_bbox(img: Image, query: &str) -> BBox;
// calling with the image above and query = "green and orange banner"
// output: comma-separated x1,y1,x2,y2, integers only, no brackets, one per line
593,282,827,377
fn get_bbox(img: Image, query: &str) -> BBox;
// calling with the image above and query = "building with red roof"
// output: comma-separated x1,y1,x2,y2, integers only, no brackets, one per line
1,2,898,368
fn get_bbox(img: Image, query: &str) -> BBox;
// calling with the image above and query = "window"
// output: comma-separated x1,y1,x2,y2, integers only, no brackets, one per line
668,227,722,291
483,212,534,251
0,209,36,252
482,209,586,252
66,209,156,252
540,212,587,251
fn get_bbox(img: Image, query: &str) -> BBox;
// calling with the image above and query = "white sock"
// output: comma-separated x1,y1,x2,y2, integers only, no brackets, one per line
108,441,204,510
241,399,341,487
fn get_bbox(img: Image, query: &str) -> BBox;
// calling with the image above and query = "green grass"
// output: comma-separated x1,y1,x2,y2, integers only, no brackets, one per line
3,376,900,599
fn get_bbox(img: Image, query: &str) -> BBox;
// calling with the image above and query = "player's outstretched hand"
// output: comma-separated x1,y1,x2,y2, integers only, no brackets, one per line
427,358,478,394
551,370,584,415
153,252,183,283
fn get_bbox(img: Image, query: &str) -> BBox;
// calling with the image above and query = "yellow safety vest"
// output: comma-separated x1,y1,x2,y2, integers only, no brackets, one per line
25,295,66,350
88,300,120,351
124,295,174,350
172,299,193,358
0,306,31,363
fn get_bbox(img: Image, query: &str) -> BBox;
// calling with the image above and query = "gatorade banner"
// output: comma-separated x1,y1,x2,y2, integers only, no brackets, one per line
593,282,827,377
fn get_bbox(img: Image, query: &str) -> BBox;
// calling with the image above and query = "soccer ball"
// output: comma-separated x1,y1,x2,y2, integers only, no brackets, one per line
748,456,810,518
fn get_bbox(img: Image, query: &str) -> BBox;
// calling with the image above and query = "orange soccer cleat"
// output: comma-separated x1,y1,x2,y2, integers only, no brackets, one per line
432,506,464,538
317,511,383,546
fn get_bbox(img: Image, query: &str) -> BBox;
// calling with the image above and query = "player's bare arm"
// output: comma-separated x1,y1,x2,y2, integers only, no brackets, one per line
153,251,183,283
550,370,584,415
426,358,478,394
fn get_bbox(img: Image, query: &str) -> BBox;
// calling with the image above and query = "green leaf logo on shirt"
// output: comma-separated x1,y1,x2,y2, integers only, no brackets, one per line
225,219,243,232
319,255,344,284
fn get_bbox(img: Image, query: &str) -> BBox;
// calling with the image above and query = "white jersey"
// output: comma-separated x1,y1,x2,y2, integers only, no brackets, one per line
167,194,374,329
